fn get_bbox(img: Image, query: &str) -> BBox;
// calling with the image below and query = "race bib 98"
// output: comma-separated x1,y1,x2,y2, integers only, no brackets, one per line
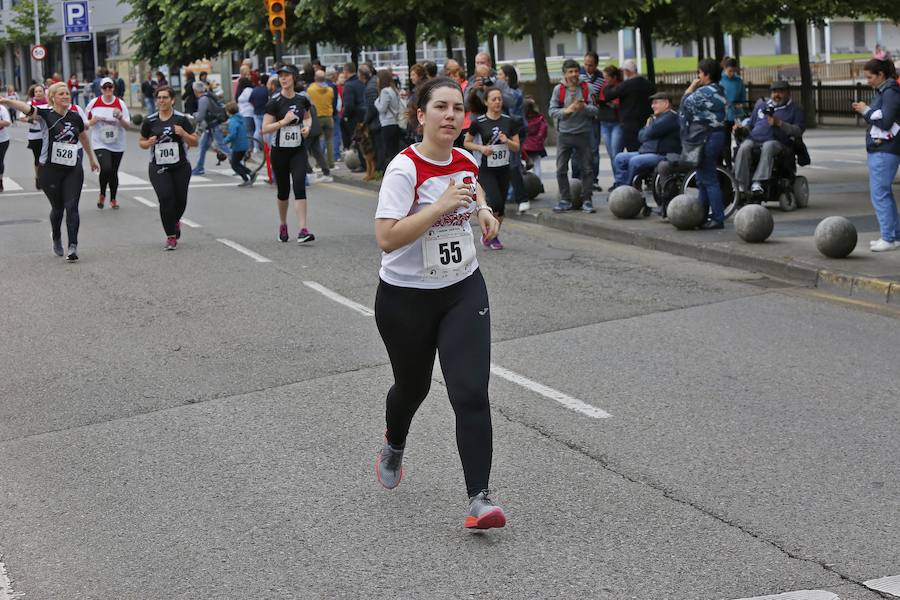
100,125,119,144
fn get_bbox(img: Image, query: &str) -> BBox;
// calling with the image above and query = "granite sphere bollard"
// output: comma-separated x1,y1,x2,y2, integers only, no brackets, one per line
734,205,774,243
342,149,361,172
814,216,857,258
523,172,543,199
608,185,644,219
667,193,706,230
569,179,584,209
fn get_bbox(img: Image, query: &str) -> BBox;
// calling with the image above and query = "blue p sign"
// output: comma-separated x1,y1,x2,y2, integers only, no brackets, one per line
63,1,89,33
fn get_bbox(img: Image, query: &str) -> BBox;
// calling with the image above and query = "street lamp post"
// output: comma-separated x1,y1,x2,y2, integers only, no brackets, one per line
32,0,43,82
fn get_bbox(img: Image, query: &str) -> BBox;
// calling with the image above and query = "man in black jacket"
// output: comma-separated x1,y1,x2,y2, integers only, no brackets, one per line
603,59,655,152
363,65,384,171
612,91,681,187
341,62,367,172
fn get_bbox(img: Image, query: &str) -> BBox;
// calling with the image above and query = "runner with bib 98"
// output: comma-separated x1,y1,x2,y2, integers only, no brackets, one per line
373,76,507,530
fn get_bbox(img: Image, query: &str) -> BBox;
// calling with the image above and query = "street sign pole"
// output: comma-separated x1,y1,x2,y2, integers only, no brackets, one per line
275,30,283,64
90,1,99,75
32,0,43,82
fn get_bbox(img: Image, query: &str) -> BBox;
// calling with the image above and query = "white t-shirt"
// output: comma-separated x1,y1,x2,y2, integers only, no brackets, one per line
86,95,130,152
0,105,10,143
237,87,255,118
375,144,481,289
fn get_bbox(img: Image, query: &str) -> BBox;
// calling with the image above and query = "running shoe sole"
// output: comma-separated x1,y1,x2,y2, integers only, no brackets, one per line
464,508,506,529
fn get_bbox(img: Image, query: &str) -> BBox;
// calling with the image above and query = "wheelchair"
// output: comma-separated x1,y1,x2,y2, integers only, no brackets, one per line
630,159,740,220
733,130,809,212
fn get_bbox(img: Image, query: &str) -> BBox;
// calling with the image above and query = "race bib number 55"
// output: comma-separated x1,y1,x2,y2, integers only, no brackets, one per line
422,226,476,279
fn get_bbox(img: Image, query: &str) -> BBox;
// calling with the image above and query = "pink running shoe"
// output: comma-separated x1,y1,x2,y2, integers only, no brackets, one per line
488,237,503,250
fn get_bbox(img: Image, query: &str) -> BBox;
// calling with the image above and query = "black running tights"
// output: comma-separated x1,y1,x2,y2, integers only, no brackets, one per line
375,270,493,497
270,146,307,200
41,162,84,245
149,161,191,237
95,150,124,199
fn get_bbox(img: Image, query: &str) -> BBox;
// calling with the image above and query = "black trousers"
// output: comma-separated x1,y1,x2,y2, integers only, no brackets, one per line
229,150,252,181
149,161,191,237
270,146,308,200
375,270,493,497
95,149,123,198
41,162,84,245
479,166,511,217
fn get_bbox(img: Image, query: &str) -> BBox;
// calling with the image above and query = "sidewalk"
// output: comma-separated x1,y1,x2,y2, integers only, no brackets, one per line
328,129,900,307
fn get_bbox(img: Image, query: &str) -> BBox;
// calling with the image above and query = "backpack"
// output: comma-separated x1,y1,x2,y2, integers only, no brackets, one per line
204,92,226,125
558,82,590,106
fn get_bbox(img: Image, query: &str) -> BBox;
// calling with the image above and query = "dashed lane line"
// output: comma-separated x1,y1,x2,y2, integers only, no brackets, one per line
0,182,255,199
299,280,611,419
132,195,158,208
864,574,900,596
215,239,272,263
0,558,17,600
729,591,839,600
179,218,202,228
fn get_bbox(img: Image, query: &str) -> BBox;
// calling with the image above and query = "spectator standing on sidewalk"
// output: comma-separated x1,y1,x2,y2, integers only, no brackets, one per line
579,51,604,191
497,64,526,208
364,65,384,172
141,72,156,113
67,74,80,107
719,57,747,168
308,70,336,171
853,58,900,252
596,65,623,186
375,69,402,167
549,59,598,213
341,62,367,172
603,59,655,153
522,97,548,178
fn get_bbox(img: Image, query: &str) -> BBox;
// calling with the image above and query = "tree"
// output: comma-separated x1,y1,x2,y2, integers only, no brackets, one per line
5,0,56,47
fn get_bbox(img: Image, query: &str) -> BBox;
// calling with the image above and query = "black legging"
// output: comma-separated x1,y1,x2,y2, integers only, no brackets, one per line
375,269,492,497
229,150,252,181
0,140,8,176
149,161,191,237
479,167,510,217
381,124,400,166
270,146,308,200
28,139,42,166
41,161,84,245
95,149,123,199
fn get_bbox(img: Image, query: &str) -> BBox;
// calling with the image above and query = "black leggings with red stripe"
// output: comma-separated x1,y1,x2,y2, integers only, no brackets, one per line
375,269,492,497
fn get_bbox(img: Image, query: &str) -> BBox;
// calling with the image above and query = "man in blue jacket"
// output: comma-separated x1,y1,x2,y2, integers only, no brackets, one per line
733,80,805,195
612,92,681,187
341,62,367,172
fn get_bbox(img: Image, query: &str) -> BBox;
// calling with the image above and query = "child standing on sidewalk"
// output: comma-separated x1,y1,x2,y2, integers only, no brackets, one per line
523,97,548,178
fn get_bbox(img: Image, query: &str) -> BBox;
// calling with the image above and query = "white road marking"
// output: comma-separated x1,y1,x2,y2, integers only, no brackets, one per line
300,281,608,418
829,159,865,165
132,195,159,208
216,238,271,263
302,281,375,316
0,558,17,600
191,175,212,182
0,182,253,198
116,172,150,185
804,165,829,170
210,168,239,177
2,177,23,191
489,364,611,419
864,574,900,596
179,218,202,228
730,591,839,600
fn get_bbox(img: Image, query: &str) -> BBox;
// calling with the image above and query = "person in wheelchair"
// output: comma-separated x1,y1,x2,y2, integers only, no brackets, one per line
612,91,681,189
733,80,805,196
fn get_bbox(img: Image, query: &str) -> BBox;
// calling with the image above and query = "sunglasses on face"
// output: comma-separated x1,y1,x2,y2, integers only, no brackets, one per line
101,84,114,89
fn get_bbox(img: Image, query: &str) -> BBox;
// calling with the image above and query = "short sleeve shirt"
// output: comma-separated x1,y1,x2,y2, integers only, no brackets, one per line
375,144,480,289
86,95,131,152
140,110,195,167
265,92,311,148
467,113,520,169
35,104,88,167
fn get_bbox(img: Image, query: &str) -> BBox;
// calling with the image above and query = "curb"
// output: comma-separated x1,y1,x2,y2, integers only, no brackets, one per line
330,172,898,307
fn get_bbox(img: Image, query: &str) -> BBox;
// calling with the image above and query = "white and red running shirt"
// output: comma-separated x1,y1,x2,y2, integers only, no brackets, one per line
86,95,130,152
376,144,481,289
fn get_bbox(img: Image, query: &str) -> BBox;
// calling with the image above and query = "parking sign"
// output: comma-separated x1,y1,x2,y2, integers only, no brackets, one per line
63,1,89,34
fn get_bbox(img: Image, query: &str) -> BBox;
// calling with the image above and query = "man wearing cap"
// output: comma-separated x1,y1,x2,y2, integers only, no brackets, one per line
733,80,805,195
612,91,681,188
603,59,656,153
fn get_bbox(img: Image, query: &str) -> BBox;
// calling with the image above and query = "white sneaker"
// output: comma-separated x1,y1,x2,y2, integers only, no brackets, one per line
517,201,531,214
750,181,764,194
870,239,899,252
317,175,334,183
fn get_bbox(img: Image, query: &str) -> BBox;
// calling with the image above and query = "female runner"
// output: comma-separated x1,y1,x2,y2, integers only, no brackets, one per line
138,86,198,250
1,83,99,260
374,76,506,529
86,76,134,209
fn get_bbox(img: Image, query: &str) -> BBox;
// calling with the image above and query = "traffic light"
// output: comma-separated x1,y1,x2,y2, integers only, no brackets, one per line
266,0,286,37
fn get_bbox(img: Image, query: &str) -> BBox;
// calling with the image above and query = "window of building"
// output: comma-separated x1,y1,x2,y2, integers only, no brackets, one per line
854,22,866,51
556,43,565,57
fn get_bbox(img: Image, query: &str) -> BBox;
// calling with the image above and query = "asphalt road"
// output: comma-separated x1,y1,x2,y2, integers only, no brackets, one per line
1,126,898,600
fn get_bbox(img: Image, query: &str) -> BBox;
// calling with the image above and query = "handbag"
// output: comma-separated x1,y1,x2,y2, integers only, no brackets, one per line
679,122,709,167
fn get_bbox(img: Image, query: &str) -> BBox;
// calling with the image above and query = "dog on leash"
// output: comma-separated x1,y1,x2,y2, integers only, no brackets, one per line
352,123,377,181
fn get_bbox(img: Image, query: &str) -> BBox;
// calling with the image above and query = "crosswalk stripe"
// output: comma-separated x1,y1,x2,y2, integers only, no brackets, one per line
2,177,23,191
191,175,212,182
210,168,239,177
864,575,900,596
731,591,839,600
132,195,158,208
116,172,150,185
